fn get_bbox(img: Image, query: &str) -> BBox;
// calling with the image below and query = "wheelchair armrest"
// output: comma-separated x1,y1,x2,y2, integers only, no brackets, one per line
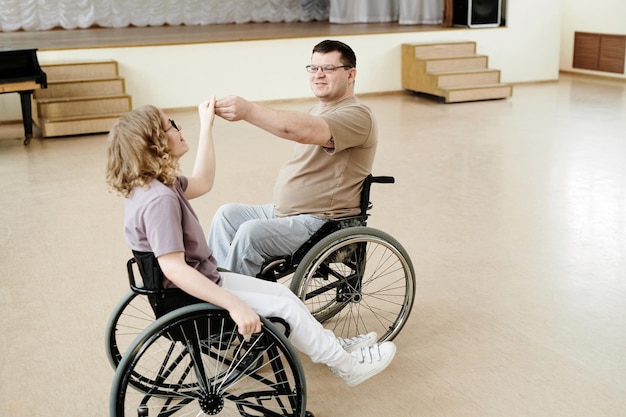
266,316,291,338
257,256,292,281
128,250,171,295
127,257,153,295
127,257,163,295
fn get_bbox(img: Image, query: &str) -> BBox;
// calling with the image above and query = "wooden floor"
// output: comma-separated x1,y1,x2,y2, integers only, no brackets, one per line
3,21,448,50
1,73,626,417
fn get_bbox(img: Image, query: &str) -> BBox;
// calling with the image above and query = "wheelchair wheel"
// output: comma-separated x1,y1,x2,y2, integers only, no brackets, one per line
110,303,307,417
290,226,415,342
105,290,155,369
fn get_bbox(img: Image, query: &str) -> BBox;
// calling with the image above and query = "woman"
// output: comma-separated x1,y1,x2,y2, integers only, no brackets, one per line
105,98,395,387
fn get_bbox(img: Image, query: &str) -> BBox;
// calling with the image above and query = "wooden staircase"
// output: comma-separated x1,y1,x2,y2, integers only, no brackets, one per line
33,61,131,137
401,42,512,103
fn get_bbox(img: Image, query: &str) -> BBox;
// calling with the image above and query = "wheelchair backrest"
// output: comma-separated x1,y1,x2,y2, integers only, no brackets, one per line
127,251,206,318
359,174,395,216
131,250,164,291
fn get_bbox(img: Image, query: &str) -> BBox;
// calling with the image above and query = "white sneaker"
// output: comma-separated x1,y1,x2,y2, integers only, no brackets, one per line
337,332,378,353
335,341,396,387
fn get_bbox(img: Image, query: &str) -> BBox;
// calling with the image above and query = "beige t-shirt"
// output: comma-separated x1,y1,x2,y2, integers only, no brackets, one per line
273,96,377,218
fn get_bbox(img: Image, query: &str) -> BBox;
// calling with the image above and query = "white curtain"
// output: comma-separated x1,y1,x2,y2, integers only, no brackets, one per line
329,0,442,25
0,0,330,32
329,0,399,23
0,0,441,32
398,0,442,24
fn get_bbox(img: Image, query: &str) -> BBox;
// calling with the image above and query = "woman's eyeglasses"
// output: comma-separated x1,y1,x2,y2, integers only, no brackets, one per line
165,119,180,132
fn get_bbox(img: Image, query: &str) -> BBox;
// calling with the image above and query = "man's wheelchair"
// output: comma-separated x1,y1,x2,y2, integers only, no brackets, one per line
255,175,415,343
106,174,415,416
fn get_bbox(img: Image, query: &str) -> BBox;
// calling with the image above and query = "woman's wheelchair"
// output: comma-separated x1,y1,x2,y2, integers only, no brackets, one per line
109,252,309,417
106,175,415,367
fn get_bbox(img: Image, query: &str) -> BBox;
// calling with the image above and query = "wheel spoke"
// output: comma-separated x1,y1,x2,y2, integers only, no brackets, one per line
112,305,306,417
292,227,415,342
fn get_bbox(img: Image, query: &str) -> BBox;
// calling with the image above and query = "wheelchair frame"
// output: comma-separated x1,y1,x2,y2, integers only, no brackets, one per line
257,175,416,342
110,253,310,417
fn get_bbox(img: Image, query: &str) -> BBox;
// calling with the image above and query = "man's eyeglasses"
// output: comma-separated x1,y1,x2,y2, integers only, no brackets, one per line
305,64,352,74
165,119,180,132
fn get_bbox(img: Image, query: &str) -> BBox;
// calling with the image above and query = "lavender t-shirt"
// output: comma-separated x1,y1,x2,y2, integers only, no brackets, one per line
124,176,221,288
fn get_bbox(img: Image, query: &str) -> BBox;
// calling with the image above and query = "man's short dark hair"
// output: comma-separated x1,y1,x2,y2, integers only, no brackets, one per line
312,40,357,68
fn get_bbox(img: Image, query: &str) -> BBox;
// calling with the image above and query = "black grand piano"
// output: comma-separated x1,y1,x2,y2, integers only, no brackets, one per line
0,48,47,145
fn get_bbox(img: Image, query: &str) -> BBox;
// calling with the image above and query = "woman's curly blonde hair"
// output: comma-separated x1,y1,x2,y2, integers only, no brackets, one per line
106,105,180,197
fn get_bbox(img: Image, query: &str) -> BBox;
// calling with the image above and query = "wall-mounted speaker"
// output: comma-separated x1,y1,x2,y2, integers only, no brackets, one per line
453,0,502,28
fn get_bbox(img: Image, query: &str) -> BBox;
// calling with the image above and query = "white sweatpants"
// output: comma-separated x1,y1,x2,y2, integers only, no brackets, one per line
220,271,351,369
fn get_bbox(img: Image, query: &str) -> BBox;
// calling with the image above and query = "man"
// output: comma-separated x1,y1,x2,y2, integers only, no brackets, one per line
209,39,378,277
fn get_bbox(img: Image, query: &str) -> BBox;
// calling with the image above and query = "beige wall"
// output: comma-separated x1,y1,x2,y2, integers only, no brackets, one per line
1,0,570,121
560,0,626,78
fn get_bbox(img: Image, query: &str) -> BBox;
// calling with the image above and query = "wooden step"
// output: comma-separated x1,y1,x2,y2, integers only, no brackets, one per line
439,84,514,103
34,78,126,99
425,55,488,72
433,69,501,88
41,61,120,81
36,94,132,118
38,112,126,138
411,42,476,59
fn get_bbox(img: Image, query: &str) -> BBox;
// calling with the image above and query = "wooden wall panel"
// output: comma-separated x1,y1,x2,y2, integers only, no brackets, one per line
599,35,626,74
574,32,625,74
